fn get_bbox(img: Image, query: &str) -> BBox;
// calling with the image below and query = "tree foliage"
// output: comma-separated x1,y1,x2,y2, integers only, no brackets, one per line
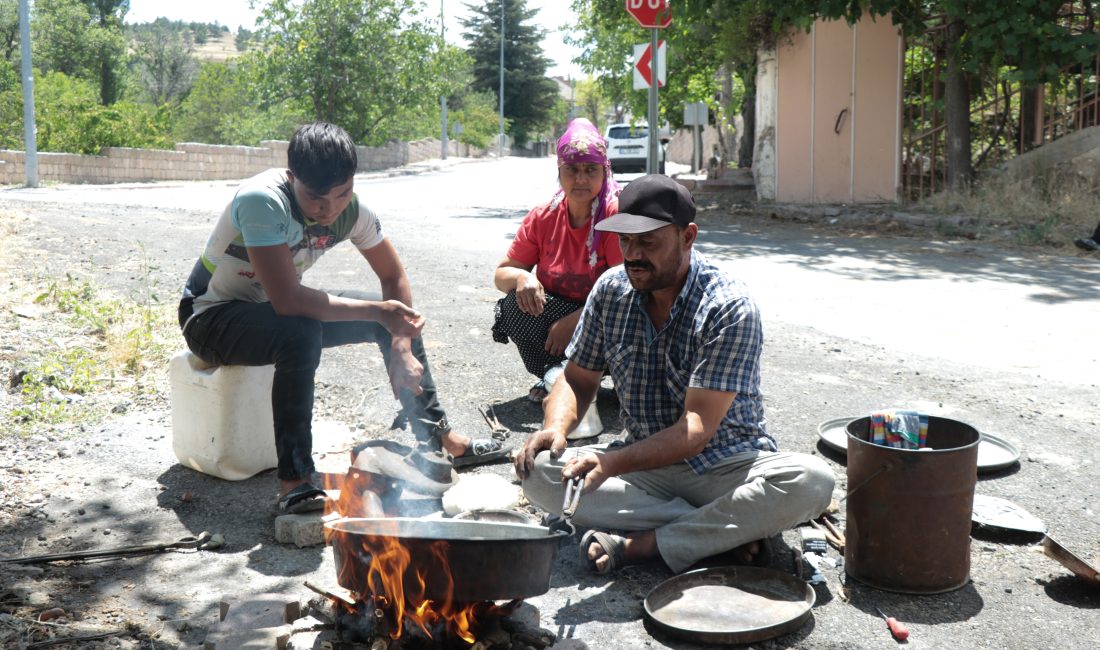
461,0,559,145
566,0,757,163
130,19,198,106
0,71,172,153
174,59,308,145
255,0,446,145
31,0,128,105
763,0,1100,85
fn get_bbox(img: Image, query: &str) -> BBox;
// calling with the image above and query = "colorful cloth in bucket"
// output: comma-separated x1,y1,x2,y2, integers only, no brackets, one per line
869,410,929,449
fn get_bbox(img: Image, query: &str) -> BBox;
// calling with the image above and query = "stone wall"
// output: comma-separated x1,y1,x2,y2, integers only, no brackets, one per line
665,124,722,171
0,137,487,186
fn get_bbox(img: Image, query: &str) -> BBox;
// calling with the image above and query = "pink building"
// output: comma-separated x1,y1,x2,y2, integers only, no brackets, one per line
755,14,904,203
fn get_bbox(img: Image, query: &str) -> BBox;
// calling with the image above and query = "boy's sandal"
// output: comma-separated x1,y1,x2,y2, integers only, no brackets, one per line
275,483,327,515
451,437,512,469
580,529,628,574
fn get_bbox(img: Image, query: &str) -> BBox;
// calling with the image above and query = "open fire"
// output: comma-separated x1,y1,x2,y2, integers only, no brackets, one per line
328,523,517,646
319,445,559,649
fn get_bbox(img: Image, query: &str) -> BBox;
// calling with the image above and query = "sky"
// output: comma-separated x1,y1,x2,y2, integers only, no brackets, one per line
125,0,584,79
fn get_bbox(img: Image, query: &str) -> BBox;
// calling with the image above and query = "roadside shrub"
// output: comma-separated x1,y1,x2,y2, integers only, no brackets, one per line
32,72,174,153
918,169,1100,248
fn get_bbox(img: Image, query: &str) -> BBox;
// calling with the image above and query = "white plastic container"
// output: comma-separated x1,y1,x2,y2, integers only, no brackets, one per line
169,350,278,480
567,405,603,441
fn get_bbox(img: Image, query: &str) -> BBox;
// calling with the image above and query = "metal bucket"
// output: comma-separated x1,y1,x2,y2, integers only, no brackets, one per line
844,416,979,594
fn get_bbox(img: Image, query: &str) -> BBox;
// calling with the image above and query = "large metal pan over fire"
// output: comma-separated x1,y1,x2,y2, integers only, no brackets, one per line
326,517,568,603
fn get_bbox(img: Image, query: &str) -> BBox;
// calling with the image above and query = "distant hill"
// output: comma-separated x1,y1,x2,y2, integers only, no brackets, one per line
127,21,248,64
193,31,243,63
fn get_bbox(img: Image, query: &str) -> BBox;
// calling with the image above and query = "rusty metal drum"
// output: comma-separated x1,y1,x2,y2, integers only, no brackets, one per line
844,416,980,593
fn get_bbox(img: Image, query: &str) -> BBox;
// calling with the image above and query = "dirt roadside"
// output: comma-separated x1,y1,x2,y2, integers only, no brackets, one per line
0,171,1098,649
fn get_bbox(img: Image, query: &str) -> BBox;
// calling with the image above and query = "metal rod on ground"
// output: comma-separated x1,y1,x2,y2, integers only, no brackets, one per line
0,532,214,564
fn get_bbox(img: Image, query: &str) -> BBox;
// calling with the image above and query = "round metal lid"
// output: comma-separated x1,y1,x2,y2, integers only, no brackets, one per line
643,566,815,645
816,416,1021,473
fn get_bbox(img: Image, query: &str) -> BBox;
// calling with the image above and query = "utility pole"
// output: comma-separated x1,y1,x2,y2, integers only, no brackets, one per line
18,0,37,188
498,0,505,158
440,0,447,160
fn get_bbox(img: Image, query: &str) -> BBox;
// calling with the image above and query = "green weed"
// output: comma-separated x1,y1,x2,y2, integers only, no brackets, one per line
8,271,174,431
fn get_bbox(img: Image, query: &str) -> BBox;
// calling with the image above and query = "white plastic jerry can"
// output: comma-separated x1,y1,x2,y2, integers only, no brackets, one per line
169,350,278,480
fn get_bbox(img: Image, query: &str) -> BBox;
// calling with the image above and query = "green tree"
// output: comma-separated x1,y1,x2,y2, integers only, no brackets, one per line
763,0,1100,187
131,19,198,105
174,59,307,145
573,77,612,132
32,0,129,105
82,0,129,105
255,0,444,145
0,0,18,95
460,0,559,146
567,0,753,165
0,0,18,65
235,27,253,52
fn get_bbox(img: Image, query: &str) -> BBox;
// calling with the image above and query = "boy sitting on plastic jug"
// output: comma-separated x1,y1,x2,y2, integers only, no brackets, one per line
177,122,509,514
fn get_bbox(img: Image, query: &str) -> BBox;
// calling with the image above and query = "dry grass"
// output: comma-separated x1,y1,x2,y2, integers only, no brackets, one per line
193,32,243,63
917,170,1100,246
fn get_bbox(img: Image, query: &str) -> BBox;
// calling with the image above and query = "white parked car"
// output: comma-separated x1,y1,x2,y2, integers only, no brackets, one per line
604,123,665,174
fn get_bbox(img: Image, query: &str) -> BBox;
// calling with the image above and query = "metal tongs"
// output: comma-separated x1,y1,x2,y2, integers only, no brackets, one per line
478,403,510,441
548,476,584,537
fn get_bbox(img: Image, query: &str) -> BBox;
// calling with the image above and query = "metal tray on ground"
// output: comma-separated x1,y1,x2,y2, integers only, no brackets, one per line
643,566,815,645
816,416,1021,473
1043,535,1100,588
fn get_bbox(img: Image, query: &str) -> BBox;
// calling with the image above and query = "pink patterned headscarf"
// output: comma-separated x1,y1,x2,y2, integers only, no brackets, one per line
554,118,621,268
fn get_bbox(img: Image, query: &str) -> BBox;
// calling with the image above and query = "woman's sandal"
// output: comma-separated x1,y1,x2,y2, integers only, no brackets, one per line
579,529,628,574
275,483,327,515
527,380,548,403
451,437,512,469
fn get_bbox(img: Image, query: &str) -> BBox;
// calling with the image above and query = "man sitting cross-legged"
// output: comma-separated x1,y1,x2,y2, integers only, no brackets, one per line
513,174,835,574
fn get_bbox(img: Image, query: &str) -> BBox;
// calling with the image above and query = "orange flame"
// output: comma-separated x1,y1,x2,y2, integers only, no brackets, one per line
326,466,509,644
331,522,509,644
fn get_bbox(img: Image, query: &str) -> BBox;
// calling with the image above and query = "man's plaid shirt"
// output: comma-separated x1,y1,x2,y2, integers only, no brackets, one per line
567,249,775,474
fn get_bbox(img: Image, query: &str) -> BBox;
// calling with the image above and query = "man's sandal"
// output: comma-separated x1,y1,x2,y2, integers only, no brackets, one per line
275,483,327,515
580,529,628,574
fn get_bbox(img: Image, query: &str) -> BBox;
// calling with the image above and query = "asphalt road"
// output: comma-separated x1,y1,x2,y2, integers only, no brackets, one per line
0,157,1097,649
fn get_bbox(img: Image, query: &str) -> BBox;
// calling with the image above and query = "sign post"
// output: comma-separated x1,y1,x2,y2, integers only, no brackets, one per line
683,102,707,173
625,0,672,174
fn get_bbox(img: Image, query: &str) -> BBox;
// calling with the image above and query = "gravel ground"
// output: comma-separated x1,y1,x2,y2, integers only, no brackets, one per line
0,164,1098,649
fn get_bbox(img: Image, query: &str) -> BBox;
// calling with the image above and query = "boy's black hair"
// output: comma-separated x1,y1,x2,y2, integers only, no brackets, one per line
287,122,358,193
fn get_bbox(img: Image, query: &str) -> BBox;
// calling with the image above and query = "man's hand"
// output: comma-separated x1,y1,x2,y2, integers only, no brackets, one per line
388,349,424,398
544,317,574,357
561,452,610,494
515,272,546,316
513,427,567,480
377,300,425,338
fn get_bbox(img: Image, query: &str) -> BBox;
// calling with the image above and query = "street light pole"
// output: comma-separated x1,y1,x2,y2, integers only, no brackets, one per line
440,0,447,160
18,0,37,188
498,0,505,158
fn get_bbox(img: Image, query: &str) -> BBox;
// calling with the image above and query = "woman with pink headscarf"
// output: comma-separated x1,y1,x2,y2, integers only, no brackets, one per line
492,119,623,403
